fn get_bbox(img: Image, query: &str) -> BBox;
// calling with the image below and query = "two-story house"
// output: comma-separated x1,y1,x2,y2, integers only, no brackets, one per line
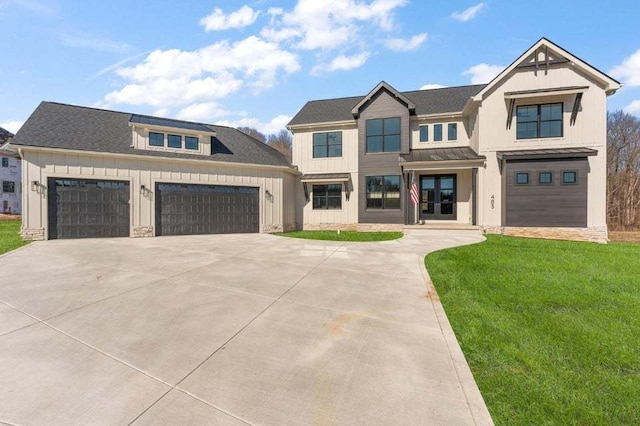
288,38,621,242
0,127,21,215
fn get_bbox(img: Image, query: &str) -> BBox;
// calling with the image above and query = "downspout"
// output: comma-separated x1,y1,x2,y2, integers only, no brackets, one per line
17,148,27,233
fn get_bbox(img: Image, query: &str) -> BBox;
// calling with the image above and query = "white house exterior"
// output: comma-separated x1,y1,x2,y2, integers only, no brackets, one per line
0,128,21,215
288,38,620,242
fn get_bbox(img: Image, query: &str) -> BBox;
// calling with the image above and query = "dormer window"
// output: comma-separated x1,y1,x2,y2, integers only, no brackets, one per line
168,134,182,148
185,136,199,150
149,132,164,147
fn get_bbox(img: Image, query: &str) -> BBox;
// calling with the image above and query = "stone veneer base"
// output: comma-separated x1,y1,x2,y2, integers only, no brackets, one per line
21,228,45,241
495,226,608,243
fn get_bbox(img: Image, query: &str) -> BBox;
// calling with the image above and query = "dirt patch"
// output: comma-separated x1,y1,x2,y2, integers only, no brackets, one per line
0,214,20,221
609,231,640,243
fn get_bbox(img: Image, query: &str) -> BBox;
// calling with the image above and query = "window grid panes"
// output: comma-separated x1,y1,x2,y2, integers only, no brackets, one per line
366,175,401,209
448,123,457,141
312,184,342,209
313,132,342,158
419,125,428,142
2,181,15,193
168,134,182,148
149,132,164,147
516,103,563,139
1,158,8,167
515,172,529,185
539,172,553,184
366,118,401,153
434,124,443,141
563,171,577,184
185,136,199,150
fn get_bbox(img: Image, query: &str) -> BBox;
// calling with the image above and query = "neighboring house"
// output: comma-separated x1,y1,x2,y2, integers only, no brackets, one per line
11,103,298,240
288,38,621,242
0,127,21,215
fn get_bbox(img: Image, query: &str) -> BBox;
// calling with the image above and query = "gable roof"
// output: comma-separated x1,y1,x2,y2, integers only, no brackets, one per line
288,84,486,127
0,127,14,145
11,102,291,168
351,81,416,118
473,37,621,101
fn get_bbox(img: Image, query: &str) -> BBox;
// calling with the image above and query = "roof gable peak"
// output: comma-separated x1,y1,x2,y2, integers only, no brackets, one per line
351,81,416,118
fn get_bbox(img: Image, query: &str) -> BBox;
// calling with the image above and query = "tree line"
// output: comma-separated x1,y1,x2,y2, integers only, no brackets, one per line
238,127,292,163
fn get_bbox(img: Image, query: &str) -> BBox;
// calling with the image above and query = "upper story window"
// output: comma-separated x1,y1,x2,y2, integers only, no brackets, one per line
448,123,457,141
1,158,8,167
312,184,342,209
168,134,182,149
434,124,443,142
313,132,342,158
366,117,400,153
149,132,164,147
366,175,400,209
516,103,563,139
419,125,428,142
185,136,199,150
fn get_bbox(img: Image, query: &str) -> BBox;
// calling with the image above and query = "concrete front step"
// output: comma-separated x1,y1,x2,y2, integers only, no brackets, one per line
404,223,482,231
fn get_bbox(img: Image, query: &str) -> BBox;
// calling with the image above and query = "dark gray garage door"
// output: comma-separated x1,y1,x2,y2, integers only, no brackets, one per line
155,183,259,236
505,158,588,227
47,178,130,239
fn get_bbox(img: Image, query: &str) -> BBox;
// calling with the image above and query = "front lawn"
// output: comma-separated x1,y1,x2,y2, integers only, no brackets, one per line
276,230,403,242
0,220,29,255
425,235,640,425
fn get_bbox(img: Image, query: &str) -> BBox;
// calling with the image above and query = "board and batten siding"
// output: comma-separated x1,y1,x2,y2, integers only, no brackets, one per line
357,88,409,224
21,149,297,239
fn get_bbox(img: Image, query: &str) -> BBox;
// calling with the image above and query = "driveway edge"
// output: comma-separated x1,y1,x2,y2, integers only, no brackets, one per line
419,258,495,426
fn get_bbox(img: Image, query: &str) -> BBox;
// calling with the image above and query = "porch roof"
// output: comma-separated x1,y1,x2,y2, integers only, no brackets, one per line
400,147,485,164
496,147,598,161
300,173,351,182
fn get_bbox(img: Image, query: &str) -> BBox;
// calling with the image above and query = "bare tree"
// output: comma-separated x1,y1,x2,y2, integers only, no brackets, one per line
266,130,292,163
607,111,640,229
237,126,266,143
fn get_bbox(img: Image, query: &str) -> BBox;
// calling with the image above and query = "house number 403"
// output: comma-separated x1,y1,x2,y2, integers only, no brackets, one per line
490,195,495,210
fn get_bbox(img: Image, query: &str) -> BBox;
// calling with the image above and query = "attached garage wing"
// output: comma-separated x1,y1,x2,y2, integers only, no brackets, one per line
47,178,130,239
504,158,588,227
155,183,259,236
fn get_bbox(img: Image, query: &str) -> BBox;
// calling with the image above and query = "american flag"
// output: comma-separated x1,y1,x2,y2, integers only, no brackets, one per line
410,172,419,205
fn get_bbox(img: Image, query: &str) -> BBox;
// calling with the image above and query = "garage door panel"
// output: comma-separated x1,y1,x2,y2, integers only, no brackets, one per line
48,178,130,239
505,158,588,227
155,183,259,236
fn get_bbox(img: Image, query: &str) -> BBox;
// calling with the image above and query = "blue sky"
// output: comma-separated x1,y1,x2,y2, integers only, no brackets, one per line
1,0,640,135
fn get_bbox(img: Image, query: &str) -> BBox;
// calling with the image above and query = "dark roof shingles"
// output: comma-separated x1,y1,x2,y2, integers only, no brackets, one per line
0,127,14,144
11,102,290,167
400,147,485,163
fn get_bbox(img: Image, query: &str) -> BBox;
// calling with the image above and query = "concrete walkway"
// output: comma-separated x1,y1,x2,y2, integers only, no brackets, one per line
0,230,493,426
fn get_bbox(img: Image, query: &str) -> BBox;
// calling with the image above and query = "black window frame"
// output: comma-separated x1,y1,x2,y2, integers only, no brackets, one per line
434,124,443,142
167,134,182,149
312,132,342,158
516,102,563,139
366,175,401,210
448,123,457,141
312,184,342,210
562,170,578,185
515,172,529,185
366,117,401,153
1,157,8,167
185,136,199,150
538,171,553,185
149,132,164,147
419,125,428,142
2,180,15,193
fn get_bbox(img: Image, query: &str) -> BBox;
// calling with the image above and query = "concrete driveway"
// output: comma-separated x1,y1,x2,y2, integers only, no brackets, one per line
0,230,492,426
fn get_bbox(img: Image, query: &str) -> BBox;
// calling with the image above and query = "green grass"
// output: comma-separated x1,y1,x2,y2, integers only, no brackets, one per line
276,230,403,242
0,221,29,255
425,235,640,425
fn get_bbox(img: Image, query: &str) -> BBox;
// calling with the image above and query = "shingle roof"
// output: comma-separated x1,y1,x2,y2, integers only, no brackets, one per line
0,127,14,144
11,102,291,167
400,147,485,163
288,84,487,126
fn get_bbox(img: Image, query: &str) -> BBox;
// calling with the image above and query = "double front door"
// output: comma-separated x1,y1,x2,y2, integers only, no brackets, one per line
420,175,456,220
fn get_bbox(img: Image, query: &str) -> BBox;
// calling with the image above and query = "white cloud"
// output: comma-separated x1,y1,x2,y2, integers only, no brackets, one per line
385,33,428,52
175,102,230,122
420,84,446,90
262,0,408,51
59,32,130,53
610,48,640,86
452,2,485,22
215,114,292,136
101,36,300,109
200,5,260,31
0,120,23,134
463,63,503,84
313,52,371,74
624,100,640,115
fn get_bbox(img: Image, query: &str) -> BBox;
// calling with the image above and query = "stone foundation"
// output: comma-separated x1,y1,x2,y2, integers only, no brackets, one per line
303,223,403,232
262,224,284,233
132,226,154,238
499,226,608,243
21,228,45,241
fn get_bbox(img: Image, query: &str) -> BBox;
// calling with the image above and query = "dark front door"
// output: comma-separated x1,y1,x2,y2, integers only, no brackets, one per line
47,178,130,239
155,183,259,236
420,175,456,220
